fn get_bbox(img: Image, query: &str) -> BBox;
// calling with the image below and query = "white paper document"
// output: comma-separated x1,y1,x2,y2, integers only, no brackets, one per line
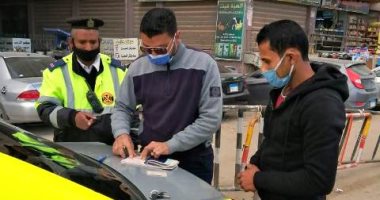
121,156,179,170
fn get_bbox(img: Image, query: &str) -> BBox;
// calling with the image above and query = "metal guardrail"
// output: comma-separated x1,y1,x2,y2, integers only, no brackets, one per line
214,105,265,190
338,111,380,169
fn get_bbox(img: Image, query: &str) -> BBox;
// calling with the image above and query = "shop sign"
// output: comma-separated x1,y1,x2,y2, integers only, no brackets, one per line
214,0,245,61
276,0,320,6
321,0,369,14
113,38,139,61
0,38,31,52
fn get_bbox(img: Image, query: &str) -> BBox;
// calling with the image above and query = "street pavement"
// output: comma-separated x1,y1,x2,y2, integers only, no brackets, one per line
19,110,380,200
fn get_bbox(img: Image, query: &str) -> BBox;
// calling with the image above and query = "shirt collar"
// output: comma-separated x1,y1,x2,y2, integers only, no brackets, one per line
77,54,101,72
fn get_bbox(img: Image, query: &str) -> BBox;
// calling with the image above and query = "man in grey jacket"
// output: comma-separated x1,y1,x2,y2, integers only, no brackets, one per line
111,8,222,183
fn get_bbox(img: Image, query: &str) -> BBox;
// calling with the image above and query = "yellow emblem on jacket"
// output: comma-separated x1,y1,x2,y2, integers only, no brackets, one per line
101,92,114,105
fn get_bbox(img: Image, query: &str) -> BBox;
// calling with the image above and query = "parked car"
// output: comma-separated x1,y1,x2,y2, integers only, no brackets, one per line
0,120,225,199
245,70,272,105
245,57,378,110
0,52,54,123
372,67,380,106
218,64,249,104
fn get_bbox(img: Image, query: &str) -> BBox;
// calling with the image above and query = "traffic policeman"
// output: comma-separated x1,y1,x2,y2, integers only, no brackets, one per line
36,18,127,145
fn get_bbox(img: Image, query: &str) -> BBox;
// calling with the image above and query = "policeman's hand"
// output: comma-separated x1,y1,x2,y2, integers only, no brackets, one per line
75,112,96,130
112,134,136,158
140,141,170,160
237,164,260,192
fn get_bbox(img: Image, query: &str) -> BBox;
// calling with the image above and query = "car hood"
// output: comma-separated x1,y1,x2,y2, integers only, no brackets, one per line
59,142,225,200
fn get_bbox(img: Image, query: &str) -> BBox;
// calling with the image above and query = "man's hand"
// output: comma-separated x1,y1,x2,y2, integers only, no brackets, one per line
75,112,96,130
140,141,170,159
112,134,136,158
237,164,260,192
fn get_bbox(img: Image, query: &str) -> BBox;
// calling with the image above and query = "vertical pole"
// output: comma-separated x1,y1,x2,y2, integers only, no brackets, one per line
213,125,221,189
234,109,244,189
354,115,371,164
258,111,264,147
339,117,351,153
372,134,380,160
339,115,353,164
351,117,367,161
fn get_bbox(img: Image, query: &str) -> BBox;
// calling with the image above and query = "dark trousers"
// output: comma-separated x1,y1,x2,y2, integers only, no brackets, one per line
170,145,214,184
54,114,114,145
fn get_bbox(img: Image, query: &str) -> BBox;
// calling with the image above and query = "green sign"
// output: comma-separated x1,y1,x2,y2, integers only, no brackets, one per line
214,0,245,61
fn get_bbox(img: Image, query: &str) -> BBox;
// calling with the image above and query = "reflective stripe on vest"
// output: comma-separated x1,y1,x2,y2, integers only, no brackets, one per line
37,96,63,106
109,66,119,96
61,65,75,108
76,106,114,116
60,54,117,115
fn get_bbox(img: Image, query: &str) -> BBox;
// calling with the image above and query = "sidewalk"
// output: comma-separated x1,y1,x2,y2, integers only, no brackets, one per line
221,163,380,200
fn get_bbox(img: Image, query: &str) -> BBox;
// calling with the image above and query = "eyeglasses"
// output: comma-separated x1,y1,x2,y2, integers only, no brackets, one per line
139,36,175,55
139,46,168,55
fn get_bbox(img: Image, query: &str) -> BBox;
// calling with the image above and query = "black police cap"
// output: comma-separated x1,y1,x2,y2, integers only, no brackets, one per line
66,17,104,30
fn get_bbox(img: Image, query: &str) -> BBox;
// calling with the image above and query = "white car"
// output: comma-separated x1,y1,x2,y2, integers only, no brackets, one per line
0,52,54,123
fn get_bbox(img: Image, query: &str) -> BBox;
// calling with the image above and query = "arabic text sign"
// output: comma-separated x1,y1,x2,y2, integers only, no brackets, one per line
113,38,139,60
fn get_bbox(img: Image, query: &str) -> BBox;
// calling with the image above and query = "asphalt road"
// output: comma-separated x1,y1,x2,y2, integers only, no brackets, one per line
18,111,380,200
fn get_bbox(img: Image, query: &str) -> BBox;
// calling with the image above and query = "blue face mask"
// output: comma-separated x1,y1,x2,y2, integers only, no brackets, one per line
147,36,176,66
262,55,295,88
148,53,172,65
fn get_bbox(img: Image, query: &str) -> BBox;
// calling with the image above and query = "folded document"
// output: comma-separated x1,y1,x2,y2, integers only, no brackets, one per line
121,156,179,170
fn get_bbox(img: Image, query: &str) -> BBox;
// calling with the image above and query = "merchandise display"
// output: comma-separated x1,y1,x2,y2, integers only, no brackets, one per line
313,28,344,52
346,15,368,48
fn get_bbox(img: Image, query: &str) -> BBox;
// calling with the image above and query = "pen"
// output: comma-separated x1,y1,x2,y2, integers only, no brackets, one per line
97,155,107,163
122,145,129,157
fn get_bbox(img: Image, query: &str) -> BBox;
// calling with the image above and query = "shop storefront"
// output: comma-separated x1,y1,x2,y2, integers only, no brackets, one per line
28,0,125,51
0,0,28,38
311,0,380,56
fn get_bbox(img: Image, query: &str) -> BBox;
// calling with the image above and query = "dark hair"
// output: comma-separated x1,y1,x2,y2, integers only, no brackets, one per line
140,8,177,38
256,20,309,61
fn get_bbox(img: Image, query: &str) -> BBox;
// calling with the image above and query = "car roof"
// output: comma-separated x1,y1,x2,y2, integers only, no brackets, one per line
309,56,365,67
0,52,49,58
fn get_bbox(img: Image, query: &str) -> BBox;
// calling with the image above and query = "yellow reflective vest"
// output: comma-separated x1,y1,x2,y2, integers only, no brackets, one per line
36,53,126,128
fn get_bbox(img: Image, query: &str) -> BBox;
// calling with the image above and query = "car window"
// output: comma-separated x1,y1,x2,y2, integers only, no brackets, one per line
348,64,371,76
4,57,54,78
218,64,231,73
0,123,144,200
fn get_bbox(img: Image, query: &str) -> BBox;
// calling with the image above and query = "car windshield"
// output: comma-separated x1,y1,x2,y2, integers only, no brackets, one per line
218,64,232,73
348,64,371,76
0,122,144,199
4,56,54,78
